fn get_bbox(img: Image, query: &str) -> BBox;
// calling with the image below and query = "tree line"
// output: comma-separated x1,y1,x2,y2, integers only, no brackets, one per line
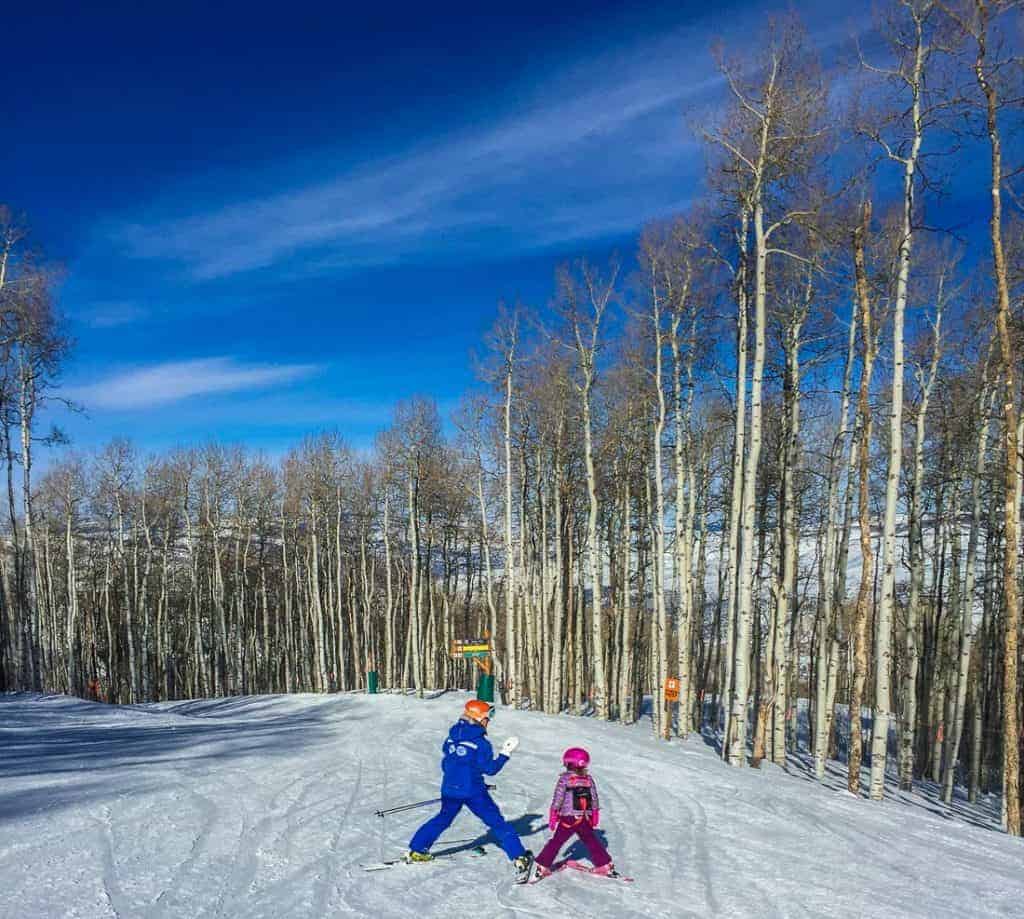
2,1,1023,833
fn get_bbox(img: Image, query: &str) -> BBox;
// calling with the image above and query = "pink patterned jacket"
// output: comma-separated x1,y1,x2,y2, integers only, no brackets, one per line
550,770,600,819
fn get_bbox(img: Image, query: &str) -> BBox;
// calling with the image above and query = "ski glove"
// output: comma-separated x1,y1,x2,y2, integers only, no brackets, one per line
548,808,559,831
499,736,519,756
590,809,600,828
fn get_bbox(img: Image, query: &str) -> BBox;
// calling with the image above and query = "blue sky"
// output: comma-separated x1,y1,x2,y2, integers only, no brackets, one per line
14,0,883,458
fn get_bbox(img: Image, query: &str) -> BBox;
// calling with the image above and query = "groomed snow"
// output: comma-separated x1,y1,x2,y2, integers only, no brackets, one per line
2,691,1021,918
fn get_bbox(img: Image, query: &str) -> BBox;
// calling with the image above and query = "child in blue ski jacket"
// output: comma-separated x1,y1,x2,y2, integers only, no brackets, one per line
407,699,533,879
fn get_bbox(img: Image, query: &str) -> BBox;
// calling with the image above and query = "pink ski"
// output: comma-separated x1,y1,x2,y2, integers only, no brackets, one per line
564,859,634,882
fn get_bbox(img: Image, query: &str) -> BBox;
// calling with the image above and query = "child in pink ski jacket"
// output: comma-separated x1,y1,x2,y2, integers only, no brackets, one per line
534,747,615,877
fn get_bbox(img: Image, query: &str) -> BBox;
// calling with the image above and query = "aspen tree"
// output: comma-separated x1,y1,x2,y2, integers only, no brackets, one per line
721,210,749,752
861,0,941,801
814,301,858,780
899,255,953,788
667,221,702,738
495,308,520,706
559,260,617,721
708,23,825,766
770,260,812,765
455,397,501,692
938,0,1022,835
849,201,879,795
943,377,995,803
640,232,672,738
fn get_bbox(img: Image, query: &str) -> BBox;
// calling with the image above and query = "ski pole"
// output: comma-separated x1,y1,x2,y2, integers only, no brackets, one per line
375,785,496,818
376,797,441,818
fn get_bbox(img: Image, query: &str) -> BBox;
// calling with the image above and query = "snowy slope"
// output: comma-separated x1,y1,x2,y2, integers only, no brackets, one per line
1,692,1021,919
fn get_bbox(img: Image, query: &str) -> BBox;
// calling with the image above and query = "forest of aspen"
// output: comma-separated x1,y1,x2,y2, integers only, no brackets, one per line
3,1,1024,835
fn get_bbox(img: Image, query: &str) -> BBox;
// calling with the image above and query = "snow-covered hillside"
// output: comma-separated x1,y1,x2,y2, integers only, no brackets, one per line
1,692,1021,919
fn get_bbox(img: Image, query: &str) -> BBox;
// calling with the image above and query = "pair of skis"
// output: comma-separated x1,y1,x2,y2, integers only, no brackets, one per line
361,846,533,885
361,848,632,886
529,859,633,885
360,845,488,872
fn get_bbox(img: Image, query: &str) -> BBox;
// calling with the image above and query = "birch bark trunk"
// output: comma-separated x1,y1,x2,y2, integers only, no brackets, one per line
943,383,994,803
383,489,395,687
64,499,78,694
728,182,769,767
773,311,803,765
582,366,607,720
673,305,698,738
549,431,566,714
975,0,1022,836
849,201,877,796
722,209,749,756
567,266,615,720
651,274,670,738
869,25,925,800
815,305,857,779
503,317,519,707
900,296,947,788
618,474,635,723
309,499,328,693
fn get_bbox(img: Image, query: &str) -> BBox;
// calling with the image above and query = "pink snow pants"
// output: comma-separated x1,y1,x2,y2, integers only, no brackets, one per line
535,817,611,869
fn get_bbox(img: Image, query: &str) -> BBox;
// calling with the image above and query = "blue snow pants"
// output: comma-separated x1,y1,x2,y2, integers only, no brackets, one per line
409,790,526,860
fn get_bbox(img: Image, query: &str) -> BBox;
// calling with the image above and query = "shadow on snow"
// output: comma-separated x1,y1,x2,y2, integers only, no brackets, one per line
0,692,346,824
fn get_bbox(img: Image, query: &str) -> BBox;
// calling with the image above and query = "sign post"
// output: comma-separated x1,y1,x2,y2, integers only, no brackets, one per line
451,637,494,703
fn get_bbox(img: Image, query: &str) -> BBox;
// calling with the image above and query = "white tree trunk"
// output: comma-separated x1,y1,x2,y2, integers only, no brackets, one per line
722,209,749,756
814,306,857,779
408,478,423,696
674,308,697,738
900,304,945,789
618,475,634,723
728,188,768,767
583,404,607,719
549,445,565,714
849,201,877,795
773,315,802,765
942,384,994,803
652,286,670,738
868,8,926,803
503,323,519,707
383,492,395,687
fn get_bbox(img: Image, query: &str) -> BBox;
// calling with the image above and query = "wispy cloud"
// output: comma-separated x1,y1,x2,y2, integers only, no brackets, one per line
110,30,727,280
109,6,857,283
67,357,320,410
76,301,149,329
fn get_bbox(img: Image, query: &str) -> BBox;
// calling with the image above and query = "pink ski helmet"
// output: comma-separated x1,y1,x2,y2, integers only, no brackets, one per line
562,747,590,769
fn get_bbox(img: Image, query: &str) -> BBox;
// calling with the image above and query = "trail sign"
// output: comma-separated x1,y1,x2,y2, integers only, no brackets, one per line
452,637,493,676
451,638,491,659
664,677,680,702
452,637,494,698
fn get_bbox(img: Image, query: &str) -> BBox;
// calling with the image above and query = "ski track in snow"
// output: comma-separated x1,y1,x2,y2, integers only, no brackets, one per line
2,691,1022,919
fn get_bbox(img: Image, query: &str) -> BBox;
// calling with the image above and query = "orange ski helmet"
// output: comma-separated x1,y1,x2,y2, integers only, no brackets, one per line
463,699,495,724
